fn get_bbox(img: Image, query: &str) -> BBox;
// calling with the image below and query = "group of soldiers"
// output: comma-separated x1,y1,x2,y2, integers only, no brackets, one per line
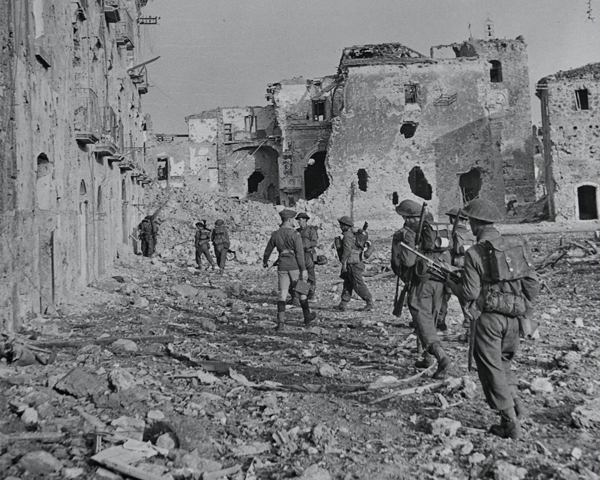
194,220,230,274
262,197,540,441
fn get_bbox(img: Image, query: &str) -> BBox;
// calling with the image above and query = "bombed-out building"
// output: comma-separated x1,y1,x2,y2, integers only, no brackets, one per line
0,0,153,330
536,63,600,221
175,36,536,225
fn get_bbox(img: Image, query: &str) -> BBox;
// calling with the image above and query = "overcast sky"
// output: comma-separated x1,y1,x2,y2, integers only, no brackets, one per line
139,0,600,133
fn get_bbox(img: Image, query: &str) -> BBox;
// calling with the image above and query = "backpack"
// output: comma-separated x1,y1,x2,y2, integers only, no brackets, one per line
354,222,369,249
423,222,451,252
212,225,228,246
484,237,535,282
139,220,152,235
199,228,211,241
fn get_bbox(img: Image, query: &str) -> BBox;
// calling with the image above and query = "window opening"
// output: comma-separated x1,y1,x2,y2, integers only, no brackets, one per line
459,168,482,203
247,171,265,194
400,122,417,139
312,100,326,122
357,169,368,192
392,192,399,205
157,157,168,181
244,116,257,132
576,89,589,110
490,60,503,83
224,123,233,142
404,84,418,104
304,151,329,200
578,185,598,220
408,166,432,200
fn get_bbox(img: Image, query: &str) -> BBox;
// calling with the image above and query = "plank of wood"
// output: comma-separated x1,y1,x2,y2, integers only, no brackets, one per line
92,458,168,480
32,335,175,349
203,464,242,480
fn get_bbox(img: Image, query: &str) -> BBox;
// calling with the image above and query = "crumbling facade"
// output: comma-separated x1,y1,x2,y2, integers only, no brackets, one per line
537,63,600,221
0,0,153,331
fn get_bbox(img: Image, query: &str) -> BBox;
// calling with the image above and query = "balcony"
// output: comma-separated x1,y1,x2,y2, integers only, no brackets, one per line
94,107,121,156
130,66,148,95
74,88,101,144
115,7,135,49
104,0,121,23
75,0,88,21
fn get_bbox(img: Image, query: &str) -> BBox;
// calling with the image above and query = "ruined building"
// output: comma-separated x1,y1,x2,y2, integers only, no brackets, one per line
0,0,154,330
537,63,600,221
165,37,536,225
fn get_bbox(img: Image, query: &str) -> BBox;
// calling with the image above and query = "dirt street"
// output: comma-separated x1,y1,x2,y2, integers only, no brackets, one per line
1,229,600,479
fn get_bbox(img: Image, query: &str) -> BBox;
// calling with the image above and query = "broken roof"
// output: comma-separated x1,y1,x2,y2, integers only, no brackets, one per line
339,42,435,68
538,62,600,86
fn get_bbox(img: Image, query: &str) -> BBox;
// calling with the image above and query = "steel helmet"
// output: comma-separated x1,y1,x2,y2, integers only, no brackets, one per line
338,216,354,227
445,207,468,220
462,199,503,223
395,199,421,217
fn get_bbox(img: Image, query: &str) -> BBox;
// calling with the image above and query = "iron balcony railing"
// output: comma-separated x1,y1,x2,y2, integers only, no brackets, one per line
115,6,135,49
74,88,101,143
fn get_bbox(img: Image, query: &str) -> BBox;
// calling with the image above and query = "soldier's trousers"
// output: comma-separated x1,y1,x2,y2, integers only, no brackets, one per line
474,312,519,412
439,287,473,328
305,253,316,297
141,236,155,257
214,245,228,270
407,279,444,352
196,244,215,267
341,263,372,304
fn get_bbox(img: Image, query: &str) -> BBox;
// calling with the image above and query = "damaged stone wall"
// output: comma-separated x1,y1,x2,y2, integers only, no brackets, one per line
0,0,151,332
537,63,600,221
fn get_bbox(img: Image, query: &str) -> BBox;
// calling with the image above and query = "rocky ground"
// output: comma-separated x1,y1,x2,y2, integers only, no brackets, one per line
2,224,600,479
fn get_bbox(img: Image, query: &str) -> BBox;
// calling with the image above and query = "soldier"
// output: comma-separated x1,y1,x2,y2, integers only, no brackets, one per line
444,199,540,439
211,219,230,274
138,216,158,257
391,200,452,379
336,216,374,312
437,208,476,338
296,212,318,300
195,220,216,270
263,209,316,330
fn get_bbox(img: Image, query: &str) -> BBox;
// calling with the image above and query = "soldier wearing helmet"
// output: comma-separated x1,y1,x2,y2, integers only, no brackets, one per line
195,220,216,271
292,212,318,301
391,199,453,380
444,198,540,440
335,215,374,312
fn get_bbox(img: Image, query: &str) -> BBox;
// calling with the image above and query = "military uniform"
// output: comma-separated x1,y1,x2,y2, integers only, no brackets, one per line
139,216,158,257
195,222,216,269
211,219,230,273
337,216,373,311
438,208,476,335
263,209,315,330
296,212,318,299
445,199,540,439
391,200,452,379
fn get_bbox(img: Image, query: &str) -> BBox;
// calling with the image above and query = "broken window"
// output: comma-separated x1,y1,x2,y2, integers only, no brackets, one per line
392,192,399,205
247,171,265,194
404,84,418,104
408,166,432,200
578,185,598,220
304,151,329,200
459,168,482,203
490,60,503,83
157,158,168,181
400,122,417,139
244,115,257,132
357,169,368,192
312,100,326,122
576,89,590,110
223,123,233,142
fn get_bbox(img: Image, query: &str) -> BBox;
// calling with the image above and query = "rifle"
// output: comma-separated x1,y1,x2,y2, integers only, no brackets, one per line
392,202,427,317
399,241,462,283
150,194,171,222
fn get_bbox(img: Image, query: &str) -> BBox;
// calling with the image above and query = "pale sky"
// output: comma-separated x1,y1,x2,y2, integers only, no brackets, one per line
139,0,600,133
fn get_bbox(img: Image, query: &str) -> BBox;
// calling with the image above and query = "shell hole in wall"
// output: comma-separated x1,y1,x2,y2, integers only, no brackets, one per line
400,122,417,139
392,192,399,205
305,151,329,200
408,166,432,201
248,171,265,194
459,168,482,204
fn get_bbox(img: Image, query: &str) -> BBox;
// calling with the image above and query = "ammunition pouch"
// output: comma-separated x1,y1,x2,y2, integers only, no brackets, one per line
483,284,529,317
414,259,431,283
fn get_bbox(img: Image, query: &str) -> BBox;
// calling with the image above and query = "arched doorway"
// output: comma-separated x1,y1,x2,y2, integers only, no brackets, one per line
78,181,89,285
304,151,329,200
578,185,598,220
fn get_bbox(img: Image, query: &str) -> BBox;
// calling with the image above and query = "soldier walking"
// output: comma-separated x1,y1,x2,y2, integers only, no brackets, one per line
391,200,452,379
211,219,230,274
138,216,158,257
437,207,476,338
335,216,373,312
195,220,216,270
295,212,318,300
263,209,316,330
444,199,540,439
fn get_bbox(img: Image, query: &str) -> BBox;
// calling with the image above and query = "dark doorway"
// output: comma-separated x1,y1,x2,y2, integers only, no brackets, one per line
576,89,589,110
248,171,265,194
357,169,368,192
578,185,598,220
305,151,330,200
157,158,169,181
459,168,482,203
408,166,432,200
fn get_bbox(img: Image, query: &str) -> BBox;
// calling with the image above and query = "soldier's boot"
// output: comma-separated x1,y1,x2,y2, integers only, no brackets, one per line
415,352,435,369
275,301,287,332
335,302,348,312
437,312,448,332
300,299,316,326
359,300,374,312
431,343,453,380
490,407,521,440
